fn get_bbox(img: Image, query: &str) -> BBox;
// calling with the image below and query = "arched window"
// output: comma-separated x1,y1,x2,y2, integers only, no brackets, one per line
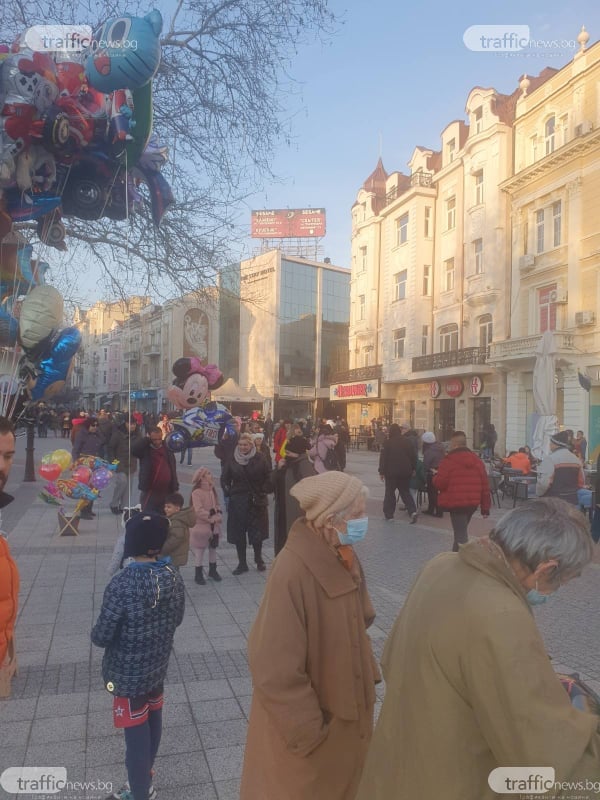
439,324,459,353
478,315,493,348
545,116,555,155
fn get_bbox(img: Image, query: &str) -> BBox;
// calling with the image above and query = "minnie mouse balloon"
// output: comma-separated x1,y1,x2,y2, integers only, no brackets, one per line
91,466,112,490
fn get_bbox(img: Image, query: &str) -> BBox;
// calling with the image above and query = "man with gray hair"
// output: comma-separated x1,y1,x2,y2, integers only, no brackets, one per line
356,498,600,800
536,429,584,505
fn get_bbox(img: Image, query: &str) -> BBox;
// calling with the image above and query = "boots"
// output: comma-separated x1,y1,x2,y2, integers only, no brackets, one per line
194,566,206,585
208,563,222,582
232,563,249,575
233,543,249,575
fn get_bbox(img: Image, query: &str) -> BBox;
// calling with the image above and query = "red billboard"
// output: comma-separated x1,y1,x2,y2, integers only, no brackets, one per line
251,208,326,238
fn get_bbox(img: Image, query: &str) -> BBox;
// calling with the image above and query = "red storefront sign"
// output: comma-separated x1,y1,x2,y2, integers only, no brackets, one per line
251,209,326,238
470,376,484,396
445,378,464,398
430,380,441,399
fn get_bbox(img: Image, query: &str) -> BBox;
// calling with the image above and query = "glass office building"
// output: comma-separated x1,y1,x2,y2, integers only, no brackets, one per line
223,250,350,420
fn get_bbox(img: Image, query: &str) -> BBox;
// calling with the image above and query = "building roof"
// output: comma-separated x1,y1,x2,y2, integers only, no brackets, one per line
362,157,388,192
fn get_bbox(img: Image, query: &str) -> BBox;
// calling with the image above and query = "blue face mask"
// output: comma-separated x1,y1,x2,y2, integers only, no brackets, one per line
337,517,369,546
526,588,550,606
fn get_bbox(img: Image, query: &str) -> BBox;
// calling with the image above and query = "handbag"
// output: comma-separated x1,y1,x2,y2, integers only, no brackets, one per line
250,492,268,508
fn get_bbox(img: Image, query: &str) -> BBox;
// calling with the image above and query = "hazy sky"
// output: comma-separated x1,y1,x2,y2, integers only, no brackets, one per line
238,0,600,268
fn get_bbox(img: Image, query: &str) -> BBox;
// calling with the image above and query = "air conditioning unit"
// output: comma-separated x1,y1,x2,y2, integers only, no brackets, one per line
549,288,568,303
575,120,593,136
575,310,596,326
519,254,535,271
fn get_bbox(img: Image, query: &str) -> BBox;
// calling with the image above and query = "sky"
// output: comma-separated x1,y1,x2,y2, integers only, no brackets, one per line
236,0,600,269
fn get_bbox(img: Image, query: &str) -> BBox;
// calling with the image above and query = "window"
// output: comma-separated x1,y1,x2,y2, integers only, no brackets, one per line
359,246,367,271
545,116,555,155
396,213,409,245
439,324,459,352
394,270,407,301
446,196,456,230
474,239,483,274
424,206,432,238
474,106,483,134
479,315,493,348
530,135,538,164
393,328,406,359
560,114,569,146
474,170,483,205
553,201,561,247
539,285,558,332
421,324,429,356
444,258,455,292
103,371,107,385
103,348,108,361
536,209,545,253
363,347,372,367
523,219,529,255
423,264,431,296
358,294,365,321
447,138,456,163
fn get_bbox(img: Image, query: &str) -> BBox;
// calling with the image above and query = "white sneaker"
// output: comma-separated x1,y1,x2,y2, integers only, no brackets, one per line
109,782,157,800
410,512,418,524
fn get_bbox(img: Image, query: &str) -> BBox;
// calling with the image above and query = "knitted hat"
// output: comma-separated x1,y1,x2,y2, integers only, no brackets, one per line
286,435,308,455
422,431,436,444
123,512,170,558
550,430,570,447
290,472,364,527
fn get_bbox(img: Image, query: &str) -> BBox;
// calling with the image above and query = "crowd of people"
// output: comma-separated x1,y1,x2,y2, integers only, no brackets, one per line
3,406,599,798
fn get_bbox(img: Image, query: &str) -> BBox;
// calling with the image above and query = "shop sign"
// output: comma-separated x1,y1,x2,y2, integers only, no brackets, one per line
470,375,484,396
430,380,441,399
445,378,464,398
330,379,379,401
130,390,157,400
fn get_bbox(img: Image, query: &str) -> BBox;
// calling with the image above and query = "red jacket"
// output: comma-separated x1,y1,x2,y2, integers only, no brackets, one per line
0,535,19,665
433,447,491,514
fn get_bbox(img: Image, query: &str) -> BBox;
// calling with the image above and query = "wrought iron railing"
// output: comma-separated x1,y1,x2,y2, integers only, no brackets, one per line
412,347,489,372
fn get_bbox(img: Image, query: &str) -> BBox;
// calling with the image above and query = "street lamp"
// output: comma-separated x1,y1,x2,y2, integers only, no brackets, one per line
23,406,36,482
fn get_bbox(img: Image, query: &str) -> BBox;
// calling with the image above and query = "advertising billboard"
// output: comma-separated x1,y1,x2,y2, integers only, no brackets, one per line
251,209,326,238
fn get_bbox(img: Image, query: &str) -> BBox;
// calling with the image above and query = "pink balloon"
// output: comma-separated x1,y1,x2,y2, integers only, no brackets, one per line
39,463,62,481
72,465,92,485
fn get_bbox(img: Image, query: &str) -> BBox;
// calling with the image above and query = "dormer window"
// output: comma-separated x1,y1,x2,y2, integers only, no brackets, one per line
474,106,483,134
447,138,456,163
545,116,555,155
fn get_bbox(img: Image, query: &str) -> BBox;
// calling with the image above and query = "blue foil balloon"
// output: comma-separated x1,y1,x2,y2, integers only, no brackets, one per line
165,402,234,451
31,327,81,400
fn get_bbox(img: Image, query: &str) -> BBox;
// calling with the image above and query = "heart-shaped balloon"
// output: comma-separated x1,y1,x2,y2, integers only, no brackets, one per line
39,462,62,481
72,465,92,485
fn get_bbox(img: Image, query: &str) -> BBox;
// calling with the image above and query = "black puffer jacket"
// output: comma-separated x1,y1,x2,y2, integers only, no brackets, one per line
379,433,417,478
107,427,143,475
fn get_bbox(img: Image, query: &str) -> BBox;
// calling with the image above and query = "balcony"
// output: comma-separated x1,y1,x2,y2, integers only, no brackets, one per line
330,364,382,384
143,342,161,357
412,347,489,373
123,350,139,361
384,172,433,208
488,332,581,365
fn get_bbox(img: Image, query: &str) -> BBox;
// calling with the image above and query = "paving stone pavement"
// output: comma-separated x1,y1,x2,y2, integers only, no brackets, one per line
1,432,599,799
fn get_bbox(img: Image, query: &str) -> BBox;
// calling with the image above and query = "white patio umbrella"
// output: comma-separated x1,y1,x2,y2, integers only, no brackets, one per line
531,330,558,460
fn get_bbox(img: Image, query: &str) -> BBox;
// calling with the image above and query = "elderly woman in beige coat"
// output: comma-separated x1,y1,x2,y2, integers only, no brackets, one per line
356,498,600,800
240,471,381,800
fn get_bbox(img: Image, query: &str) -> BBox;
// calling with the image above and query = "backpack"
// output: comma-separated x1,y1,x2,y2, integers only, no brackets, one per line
323,447,340,471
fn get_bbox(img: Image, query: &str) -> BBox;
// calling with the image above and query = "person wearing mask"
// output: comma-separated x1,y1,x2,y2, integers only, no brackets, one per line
356,500,600,800
131,427,179,513
433,431,490,551
241,472,380,800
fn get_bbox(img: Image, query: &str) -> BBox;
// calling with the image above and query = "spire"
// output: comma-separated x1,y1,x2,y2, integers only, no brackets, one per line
362,157,388,192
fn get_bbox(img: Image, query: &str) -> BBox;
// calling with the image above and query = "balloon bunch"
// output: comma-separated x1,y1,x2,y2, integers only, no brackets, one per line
38,449,115,514
0,9,174,248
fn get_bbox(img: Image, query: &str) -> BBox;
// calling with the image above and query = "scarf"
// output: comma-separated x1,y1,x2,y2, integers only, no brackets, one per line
234,444,256,465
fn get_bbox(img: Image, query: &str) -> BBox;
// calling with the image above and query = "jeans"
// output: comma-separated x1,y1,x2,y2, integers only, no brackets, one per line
124,707,162,800
449,507,477,551
383,476,416,519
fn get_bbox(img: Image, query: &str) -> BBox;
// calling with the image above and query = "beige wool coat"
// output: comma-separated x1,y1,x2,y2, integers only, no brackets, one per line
356,539,600,800
240,519,381,800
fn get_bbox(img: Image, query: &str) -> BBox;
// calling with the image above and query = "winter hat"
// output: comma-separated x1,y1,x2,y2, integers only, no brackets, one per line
290,472,364,528
123,512,170,558
550,430,570,447
400,421,410,430
286,435,308,455
192,467,213,486
422,431,436,444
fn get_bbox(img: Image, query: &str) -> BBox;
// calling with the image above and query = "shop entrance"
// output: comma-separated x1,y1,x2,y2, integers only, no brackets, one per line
472,397,491,450
433,399,455,443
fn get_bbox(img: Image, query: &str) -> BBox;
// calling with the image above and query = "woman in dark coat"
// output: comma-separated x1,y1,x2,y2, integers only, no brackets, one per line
222,432,272,574
72,418,103,519
273,435,316,555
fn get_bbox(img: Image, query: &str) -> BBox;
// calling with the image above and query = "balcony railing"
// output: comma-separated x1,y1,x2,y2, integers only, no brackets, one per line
143,343,161,356
489,332,579,362
412,347,489,372
330,364,382,384
384,172,433,208
123,350,139,361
